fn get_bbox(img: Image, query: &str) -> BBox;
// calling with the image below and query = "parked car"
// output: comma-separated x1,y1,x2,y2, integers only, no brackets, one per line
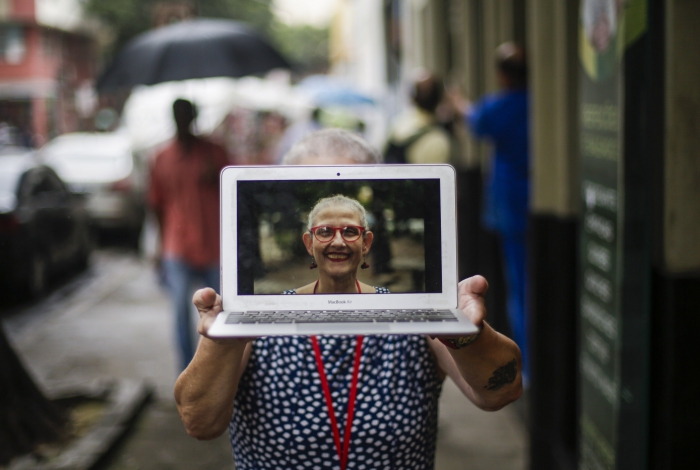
40,131,146,247
0,151,93,298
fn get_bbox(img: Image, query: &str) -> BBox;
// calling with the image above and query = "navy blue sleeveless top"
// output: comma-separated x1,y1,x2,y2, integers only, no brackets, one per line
229,288,443,469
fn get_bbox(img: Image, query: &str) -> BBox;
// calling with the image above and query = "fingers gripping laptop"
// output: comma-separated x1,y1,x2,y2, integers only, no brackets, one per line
207,164,478,337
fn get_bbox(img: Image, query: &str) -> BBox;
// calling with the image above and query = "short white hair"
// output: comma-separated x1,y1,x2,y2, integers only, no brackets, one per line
283,128,380,165
307,195,370,231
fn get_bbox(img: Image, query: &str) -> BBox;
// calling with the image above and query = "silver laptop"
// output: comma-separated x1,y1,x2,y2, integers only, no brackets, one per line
207,164,478,337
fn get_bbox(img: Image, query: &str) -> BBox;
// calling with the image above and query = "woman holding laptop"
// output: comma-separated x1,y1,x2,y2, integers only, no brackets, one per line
174,129,523,470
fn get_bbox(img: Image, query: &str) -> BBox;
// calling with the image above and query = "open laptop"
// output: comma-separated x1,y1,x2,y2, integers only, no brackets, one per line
207,164,478,337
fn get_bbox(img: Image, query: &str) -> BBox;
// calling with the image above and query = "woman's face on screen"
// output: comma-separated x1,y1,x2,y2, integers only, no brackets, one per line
303,205,373,280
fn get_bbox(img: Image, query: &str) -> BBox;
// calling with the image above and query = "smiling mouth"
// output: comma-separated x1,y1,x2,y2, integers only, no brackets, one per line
326,253,351,262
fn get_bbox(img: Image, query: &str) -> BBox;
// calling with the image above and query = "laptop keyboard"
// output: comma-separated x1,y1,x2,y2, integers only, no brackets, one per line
225,309,459,324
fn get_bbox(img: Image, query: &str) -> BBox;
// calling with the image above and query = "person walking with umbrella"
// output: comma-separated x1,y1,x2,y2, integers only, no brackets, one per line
98,18,289,372
149,99,229,371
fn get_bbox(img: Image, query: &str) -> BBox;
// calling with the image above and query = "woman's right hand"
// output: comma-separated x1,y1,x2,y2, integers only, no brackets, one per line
192,288,256,345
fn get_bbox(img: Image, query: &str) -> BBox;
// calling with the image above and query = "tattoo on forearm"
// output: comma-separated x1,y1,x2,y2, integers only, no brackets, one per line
484,359,517,391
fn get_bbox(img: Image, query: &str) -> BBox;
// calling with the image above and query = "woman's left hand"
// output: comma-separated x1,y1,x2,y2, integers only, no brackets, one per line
428,275,523,410
457,275,488,329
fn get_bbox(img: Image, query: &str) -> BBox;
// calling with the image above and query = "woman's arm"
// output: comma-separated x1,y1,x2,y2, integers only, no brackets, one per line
429,276,523,411
174,288,253,440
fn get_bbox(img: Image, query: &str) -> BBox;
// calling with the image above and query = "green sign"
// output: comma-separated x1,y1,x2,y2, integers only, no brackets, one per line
578,1,647,469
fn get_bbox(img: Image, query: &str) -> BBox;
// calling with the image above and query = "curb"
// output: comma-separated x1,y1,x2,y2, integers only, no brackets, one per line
8,379,153,470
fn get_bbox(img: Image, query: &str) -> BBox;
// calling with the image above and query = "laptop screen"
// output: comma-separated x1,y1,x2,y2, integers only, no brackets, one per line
236,179,442,295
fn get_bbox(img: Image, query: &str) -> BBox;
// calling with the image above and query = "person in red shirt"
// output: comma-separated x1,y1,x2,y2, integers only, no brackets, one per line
149,98,229,371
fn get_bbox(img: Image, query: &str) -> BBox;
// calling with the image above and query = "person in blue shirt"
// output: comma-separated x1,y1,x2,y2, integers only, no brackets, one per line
450,42,530,382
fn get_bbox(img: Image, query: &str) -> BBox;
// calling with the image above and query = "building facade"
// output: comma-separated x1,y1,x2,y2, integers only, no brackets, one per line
0,0,98,147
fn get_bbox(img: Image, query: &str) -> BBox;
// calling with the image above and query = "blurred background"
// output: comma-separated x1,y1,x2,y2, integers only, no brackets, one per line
0,1,698,469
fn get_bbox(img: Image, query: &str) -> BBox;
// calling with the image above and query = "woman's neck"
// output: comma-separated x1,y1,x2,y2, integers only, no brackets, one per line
315,275,359,294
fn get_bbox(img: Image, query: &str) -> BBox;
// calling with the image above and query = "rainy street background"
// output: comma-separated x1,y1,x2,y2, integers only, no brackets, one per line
0,1,529,468
1,0,698,469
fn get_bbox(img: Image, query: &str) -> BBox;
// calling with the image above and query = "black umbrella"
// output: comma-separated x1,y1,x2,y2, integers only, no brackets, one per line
97,19,291,90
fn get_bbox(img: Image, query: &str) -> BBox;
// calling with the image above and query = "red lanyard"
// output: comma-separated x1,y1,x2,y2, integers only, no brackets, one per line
310,335,364,470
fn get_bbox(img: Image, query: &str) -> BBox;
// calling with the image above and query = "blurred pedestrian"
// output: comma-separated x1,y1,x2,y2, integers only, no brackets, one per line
449,41,530,382
378,71,453,274
0,122,12,146
255,111,286,165
148,98,229,371
174,128,523,469
275,107,324,163
383,70,451,164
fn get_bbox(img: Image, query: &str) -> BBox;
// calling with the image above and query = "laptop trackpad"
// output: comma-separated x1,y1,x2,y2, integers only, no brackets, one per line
295,323,391,333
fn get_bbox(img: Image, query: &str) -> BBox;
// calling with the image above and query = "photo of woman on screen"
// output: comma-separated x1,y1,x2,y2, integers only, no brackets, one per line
283,195,390,295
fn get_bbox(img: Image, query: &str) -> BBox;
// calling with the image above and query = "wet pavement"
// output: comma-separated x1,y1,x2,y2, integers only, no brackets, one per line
2,249,528,469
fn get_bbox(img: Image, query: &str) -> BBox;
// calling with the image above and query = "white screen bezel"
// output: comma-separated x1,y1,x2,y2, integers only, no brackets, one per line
220,164,459,311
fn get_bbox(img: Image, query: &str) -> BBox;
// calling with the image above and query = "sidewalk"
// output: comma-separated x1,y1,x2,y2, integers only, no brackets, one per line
4,251,528,469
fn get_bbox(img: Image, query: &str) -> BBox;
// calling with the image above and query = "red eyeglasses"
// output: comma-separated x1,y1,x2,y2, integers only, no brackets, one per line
309,225,365,243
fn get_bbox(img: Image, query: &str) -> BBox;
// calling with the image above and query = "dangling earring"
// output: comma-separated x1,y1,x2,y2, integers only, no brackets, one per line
309,257,318,269
361,257,369,269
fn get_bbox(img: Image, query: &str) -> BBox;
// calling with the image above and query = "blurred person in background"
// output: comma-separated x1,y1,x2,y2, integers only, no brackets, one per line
275,107,325,163
148,98,229,371
174,128,523,469
379,71,453,275
0,122,13,146
449,41,530,382
383,70,451,165
255,111,287,165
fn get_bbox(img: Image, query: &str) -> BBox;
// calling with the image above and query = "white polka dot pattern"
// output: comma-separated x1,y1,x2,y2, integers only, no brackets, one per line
229,333,443,469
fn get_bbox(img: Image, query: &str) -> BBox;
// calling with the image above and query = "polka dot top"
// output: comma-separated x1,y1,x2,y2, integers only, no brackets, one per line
229,288,443,469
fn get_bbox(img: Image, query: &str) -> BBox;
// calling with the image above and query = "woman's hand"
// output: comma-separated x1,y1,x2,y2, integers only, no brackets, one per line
457,275,488,329
193,288,256,346
432,275,488,343
428,275,522,411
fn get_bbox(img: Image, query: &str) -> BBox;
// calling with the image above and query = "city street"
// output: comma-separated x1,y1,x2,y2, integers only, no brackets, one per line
2,247,528,469
0,0,694,466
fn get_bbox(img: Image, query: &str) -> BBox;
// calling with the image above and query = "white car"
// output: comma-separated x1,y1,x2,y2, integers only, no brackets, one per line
40,131,146,247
